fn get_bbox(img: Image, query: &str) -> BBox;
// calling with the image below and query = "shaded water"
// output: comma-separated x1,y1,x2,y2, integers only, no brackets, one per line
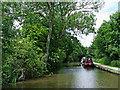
5,66,119,88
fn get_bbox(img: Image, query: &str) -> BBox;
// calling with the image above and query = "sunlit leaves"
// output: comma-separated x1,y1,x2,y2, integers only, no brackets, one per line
20,24,48,53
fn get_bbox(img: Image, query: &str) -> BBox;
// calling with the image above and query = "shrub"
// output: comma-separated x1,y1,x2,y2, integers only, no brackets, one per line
2,39,47,84
101,57,111,65
95,57,111,65
110,60,118,67
92,58,96,62
117,60,120,68
48,48,66,71
97,58,103,64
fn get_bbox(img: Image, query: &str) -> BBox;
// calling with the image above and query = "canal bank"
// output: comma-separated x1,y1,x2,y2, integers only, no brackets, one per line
94,62,120,75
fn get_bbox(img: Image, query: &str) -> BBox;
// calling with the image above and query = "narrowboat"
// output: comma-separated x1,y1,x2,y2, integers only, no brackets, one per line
82,62,94,67
82,58,94,67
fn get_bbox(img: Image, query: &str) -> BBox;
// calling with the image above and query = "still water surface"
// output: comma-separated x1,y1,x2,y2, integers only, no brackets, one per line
6,66,119,88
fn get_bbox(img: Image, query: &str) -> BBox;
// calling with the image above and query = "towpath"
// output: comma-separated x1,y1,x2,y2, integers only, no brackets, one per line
94,62,120,75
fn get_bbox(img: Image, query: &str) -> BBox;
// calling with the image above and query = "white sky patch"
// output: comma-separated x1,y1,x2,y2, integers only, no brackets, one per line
95,12,112,29
77,33,95,47
78,0,119,47
13,20,22,29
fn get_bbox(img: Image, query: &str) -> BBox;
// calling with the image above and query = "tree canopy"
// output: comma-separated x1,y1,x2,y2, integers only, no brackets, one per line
2,1,104,84
88,12,120,67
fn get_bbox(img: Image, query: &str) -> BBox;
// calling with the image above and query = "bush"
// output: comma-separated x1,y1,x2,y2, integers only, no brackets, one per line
48,48,66,71
99,57,110,65
95,57,111,65
93,58,98,63
117,60,120,68
103,57,111,65
95,58,104,64
67,51,80,62
99,58,104,64
2,39,47,84
92,58,97,62
110,60,118,67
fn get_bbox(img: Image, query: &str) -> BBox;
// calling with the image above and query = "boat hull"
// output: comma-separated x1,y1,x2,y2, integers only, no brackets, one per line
82,63,95,67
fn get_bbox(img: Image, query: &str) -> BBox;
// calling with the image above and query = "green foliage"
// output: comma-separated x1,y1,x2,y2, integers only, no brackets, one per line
89,12,120,67
48,48,66,71
20,24,48,53
110,60,120,67
110,60,118,67
2,1,103,84
2,39,47,84
97,58,104,64
117,61,120,68
67,41,86,62
94,57,111,65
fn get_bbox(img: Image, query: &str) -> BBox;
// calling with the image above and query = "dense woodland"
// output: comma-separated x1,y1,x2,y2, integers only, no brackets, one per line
88,12,120,67
1,1,119,84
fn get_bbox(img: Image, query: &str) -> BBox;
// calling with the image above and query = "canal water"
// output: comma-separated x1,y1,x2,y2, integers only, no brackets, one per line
5,66,119,88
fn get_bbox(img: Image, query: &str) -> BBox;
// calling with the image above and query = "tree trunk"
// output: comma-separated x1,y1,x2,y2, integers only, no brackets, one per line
46,2,53,62
46,20,52,62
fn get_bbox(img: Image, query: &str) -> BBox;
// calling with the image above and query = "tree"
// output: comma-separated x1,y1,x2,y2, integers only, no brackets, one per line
91,12,120,66
20,1,104,62
2,1,105,84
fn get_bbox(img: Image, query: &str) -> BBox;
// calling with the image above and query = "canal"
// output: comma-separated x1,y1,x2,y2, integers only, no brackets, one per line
5,66,119,88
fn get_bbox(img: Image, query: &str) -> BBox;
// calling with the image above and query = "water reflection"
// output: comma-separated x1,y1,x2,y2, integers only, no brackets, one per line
73,67,97,88
56,66,118,88
5,66,118,88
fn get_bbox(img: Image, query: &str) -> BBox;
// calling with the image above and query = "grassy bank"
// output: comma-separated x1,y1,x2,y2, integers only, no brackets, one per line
93,58,120,68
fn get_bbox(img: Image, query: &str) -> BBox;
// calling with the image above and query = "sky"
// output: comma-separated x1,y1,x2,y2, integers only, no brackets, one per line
78,0,119,47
